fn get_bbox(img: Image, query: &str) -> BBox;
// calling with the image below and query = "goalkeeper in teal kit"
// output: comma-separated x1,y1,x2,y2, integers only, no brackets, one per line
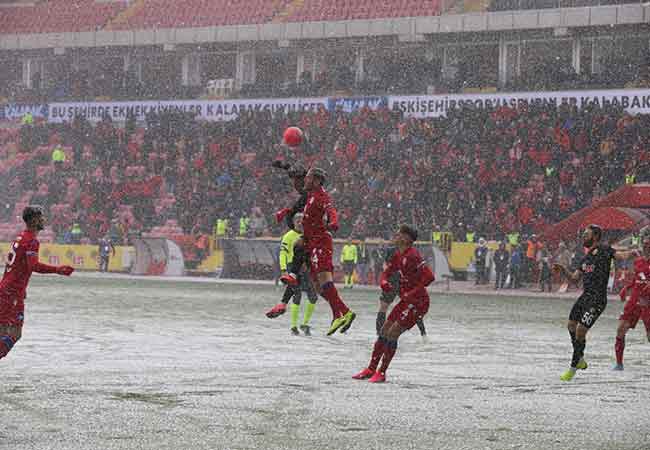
265,213,318,335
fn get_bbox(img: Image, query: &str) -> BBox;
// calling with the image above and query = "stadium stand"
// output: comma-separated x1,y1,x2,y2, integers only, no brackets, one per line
1,103,648,251
0,0,127,34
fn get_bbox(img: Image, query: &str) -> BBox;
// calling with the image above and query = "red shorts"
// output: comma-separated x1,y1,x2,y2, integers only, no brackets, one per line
620,296,650,331
0,290,24,327
387,297,429,330
307,234,334,277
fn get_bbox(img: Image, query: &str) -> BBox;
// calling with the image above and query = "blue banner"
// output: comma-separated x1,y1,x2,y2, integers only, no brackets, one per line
0,103,49,121
327,96,389,113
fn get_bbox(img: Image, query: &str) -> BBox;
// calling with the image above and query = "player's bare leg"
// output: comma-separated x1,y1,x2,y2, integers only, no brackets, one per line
0,325,21,361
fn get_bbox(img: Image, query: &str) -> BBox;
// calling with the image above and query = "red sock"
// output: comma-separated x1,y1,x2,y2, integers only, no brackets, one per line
615,336,625,365
321,282,349,318
368,337,386,371
379,340,398,374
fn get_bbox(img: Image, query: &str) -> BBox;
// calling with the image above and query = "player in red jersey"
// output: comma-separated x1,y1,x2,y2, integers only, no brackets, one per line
613,232,650,370
302,167,356,335
0,206,74,361
352,225,435,383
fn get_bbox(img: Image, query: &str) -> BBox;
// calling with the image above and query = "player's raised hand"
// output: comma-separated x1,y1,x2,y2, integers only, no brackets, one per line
57,265,74,276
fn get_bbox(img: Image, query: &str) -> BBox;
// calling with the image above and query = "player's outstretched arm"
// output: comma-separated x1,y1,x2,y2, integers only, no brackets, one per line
614,249,640,261
27,254,74,276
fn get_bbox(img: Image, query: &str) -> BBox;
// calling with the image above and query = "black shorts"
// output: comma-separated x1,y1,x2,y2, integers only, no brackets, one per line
342,262,356,273
569,293,607,329
380,272,401,304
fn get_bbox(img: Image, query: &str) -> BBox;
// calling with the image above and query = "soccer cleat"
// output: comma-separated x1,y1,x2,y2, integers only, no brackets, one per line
368,371,386,383
352,368,375,380
265,303,287,318
290,327,300,336
612,363,624,371
339,311,357,334
576,359,588,370
560,368,576,382
280,273,298,286
327,315,347,335
299,324,311,336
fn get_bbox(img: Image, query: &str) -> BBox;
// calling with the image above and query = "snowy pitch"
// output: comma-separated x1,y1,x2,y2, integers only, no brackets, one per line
1,275,649,450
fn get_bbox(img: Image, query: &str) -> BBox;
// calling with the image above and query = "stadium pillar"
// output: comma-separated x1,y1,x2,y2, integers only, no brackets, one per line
235,51,256,89
354,47,365,84
572,37,581,74
22,58,45,89
181,53,201,86
296,51,305,83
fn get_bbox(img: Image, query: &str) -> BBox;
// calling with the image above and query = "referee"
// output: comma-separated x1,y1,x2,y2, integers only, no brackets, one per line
560,224,638,381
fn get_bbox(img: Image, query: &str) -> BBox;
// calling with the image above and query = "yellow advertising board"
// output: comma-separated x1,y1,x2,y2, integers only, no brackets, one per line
0,242,134,272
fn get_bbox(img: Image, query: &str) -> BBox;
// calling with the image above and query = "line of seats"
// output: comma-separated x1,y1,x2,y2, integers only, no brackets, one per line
0,0,126,34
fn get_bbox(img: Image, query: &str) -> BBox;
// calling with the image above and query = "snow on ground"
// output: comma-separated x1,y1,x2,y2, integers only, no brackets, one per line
1,275,649,450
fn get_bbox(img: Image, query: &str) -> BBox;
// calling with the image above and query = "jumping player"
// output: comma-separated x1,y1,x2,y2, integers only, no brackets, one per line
353,225,434,383
559,224,637,381
266,214,318,336
0,206,74,361
302,167,355,335
613,232,650,370
376,244,427,340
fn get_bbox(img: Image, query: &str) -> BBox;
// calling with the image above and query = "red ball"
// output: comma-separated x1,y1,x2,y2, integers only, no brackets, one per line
283,126,303,147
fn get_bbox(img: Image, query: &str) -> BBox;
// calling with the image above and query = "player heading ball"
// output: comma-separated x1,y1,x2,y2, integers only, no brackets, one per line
0,206,74,361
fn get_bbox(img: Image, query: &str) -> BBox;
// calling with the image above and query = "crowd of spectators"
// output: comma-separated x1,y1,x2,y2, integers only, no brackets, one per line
1,100,650,254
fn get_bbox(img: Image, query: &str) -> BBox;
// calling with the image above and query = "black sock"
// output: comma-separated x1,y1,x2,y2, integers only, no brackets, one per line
571,339,585,368
416,318,426,336
281,286,293,304
376,312,386,335
569,330,576,345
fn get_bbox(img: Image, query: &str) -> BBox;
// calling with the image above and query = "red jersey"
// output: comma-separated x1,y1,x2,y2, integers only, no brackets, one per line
303,186,338,241
382,246,435,303
622,257,650,306
0,230,57,299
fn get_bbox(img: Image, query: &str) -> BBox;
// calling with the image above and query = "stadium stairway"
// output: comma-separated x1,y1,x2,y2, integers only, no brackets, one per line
272,0,305,23
105,0,146,30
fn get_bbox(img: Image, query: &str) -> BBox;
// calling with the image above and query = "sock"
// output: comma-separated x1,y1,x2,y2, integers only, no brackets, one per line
368,337,387,371
0,335,16,360
571,338,586,368
281,286,293,304
379,339,398,374
302,302,316,326
416,318,426,336
290,303,300,329
321,282,349,318
376,311,386,335
569,329,576,345
615,336,625,365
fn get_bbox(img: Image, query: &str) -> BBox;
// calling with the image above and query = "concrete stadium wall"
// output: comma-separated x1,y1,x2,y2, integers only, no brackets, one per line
0,4,647,50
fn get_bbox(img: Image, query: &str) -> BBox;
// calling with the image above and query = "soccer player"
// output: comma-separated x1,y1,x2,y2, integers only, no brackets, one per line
0,206,74,361
559,224,637,381
353,225,434,383
302,167,355,335
265,214,318,336
376,244,427,340
613,233,650,370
